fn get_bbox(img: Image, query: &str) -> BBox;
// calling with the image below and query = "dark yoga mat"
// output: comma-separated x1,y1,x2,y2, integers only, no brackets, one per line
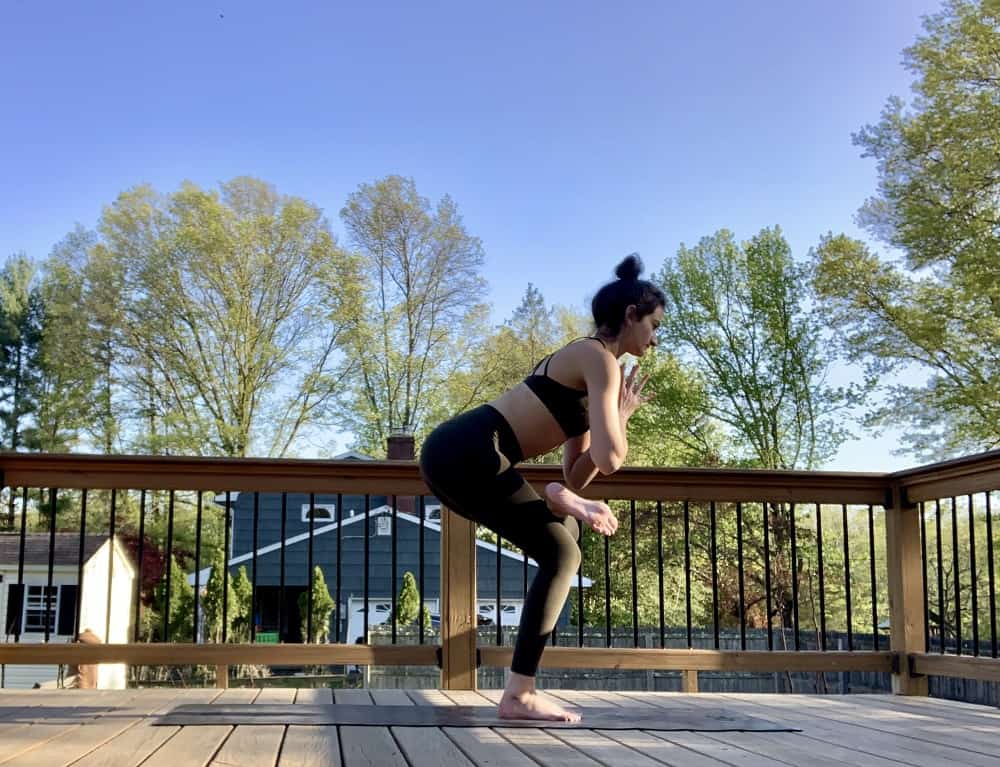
155,703,799,731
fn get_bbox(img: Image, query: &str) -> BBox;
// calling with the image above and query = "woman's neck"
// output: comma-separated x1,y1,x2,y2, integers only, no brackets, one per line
593,329,623,358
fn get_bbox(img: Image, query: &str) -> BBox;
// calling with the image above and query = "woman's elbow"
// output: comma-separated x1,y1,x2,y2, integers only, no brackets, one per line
593,451,624,475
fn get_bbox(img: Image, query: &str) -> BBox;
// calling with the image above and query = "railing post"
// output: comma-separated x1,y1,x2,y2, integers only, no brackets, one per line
682,669,699,693
215,664,229,689
885,483,928,695
440,506,477,690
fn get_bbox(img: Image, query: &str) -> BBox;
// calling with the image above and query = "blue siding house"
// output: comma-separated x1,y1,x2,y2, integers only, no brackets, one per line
214,489,590,643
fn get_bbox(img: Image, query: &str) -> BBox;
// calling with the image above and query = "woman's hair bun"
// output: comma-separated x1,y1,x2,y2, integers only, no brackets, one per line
614,253,643,281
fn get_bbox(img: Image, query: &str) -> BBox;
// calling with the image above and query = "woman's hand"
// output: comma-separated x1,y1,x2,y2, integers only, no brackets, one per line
618,363,652,423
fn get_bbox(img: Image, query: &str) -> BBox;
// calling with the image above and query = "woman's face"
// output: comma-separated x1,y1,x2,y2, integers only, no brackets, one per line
624,305,664,357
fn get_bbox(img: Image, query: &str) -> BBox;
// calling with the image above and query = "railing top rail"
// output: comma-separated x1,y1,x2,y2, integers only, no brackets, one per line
888,449,1000,503
2,448,996,503
0,450,890,503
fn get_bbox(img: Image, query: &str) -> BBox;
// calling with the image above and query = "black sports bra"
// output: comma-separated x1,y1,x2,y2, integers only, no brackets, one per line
523,337,607,438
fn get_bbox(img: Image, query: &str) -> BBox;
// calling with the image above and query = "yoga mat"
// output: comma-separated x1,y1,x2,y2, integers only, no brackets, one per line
155,703,799,731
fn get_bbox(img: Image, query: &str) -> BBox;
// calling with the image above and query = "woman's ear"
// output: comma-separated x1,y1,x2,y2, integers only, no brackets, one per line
625,304,638,324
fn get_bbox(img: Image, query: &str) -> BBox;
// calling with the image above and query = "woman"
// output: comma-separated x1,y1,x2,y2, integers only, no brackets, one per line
419,254,665,721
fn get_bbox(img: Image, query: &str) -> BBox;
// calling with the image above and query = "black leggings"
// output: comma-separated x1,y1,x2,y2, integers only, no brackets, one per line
419,404,581,677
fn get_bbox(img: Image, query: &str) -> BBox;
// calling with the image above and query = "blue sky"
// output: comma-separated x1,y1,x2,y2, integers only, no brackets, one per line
1,0,943,469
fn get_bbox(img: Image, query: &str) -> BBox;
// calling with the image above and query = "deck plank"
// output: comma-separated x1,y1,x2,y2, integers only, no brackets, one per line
374,686,476,767
334,688,408,766
724,693,1000,757
0,691,122,763
415,687,539,767
708,693,997,767
293,688,332,705
71,689,222,767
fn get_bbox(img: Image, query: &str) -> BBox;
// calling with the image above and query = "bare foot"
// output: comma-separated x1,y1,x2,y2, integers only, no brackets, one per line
498,689,582,722
545,483,619,536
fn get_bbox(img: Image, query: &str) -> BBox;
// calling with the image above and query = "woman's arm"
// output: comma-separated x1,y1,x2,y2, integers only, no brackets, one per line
584,350,652,475
562,432,600,491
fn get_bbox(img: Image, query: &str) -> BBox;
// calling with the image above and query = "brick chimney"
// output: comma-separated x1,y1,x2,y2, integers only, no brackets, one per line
386,426,416,514
386,426,415,460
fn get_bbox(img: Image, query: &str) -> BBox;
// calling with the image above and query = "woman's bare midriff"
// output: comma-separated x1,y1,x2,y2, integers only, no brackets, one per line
488,384,569,460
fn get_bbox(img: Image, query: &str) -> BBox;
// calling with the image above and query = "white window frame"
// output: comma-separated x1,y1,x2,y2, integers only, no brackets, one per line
300,503,336,524
375,516,392,536
23,584,59,634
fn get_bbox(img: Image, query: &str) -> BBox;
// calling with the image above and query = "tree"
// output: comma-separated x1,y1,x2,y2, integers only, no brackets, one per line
0,254,44,450
392,571,422,627
229,566,254,642
150,554,195,642
813,0,1000,458
298,566,336,643
201,550,237,643
338,176,489,454
657,227,857,470
60,177,362,457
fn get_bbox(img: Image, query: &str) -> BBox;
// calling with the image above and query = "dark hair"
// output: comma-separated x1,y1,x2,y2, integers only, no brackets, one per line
590,254,666,335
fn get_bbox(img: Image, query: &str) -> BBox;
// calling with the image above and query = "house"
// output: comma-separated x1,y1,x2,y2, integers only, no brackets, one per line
0,533,135,689
211,490,592,644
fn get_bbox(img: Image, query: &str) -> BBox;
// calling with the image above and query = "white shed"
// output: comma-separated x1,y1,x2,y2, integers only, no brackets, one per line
0,533,135,689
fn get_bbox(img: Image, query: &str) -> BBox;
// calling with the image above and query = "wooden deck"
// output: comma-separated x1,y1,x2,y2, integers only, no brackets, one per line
0,687,998,766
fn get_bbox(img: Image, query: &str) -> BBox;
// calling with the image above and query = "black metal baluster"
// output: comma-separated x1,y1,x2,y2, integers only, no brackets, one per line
251,492,260,643
869,504,879,651
968,494,979,656
45,488,57,642
604,530,612,648
920,501,929,652
77,489,88,641
986,492,997,659
935,500,944,654
737,502,746,651
307,492,315,643
279,492,287,642
684,500,692,649
336,493,344,643
710,501,719,650
193,491,203,643
391,495,398,645
790,503,800,651
763,501,773,651
951,497,961,655
133,490,145,643
497,532,503,646
631,500,639,648
417,495,424,645
222,491,231,643
106,488,117,643
14,487,27,644
817,503,826,652
657,501,665,649
577,528,584,648
164,490,175,641
842,504,853,651
363,494,370,643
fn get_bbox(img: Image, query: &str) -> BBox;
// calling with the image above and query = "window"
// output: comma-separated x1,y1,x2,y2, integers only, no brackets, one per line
23,585,58,633
376,516,391,536
300,503,336,523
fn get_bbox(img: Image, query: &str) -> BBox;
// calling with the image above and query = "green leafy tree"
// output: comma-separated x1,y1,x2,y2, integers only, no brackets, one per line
392,571,421,627
230,566,254,642
56,177,362,457
149,554,195,642
0,254,44,450
813,0,1000,458
657,227,858,470
338,175,490,454
298,566,335,643
201,550,237,643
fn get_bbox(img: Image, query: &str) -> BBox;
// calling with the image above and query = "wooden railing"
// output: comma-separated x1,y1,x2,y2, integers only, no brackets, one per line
0,449,997,692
